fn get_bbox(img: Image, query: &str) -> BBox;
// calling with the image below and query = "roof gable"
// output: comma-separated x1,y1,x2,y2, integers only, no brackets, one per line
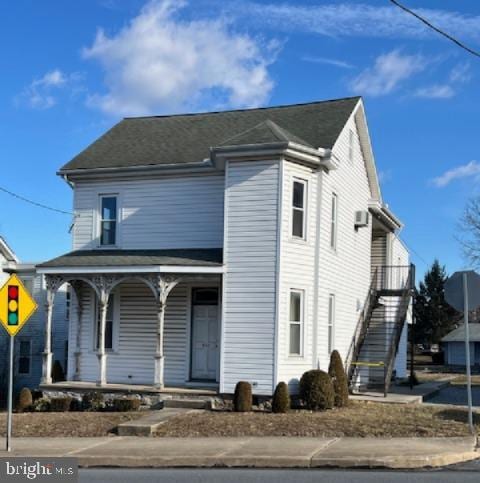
60,97,360,172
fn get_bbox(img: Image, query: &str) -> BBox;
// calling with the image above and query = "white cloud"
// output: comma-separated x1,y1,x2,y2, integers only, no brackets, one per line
301,56,353,69
414,84,455,99
82,0,278,116
449,62,471,84
350,50,424,96
17,69,81,109
227,2,480,42
432,161,480,187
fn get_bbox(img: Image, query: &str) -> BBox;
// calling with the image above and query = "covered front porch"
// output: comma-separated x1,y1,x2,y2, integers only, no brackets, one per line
37,249,224,391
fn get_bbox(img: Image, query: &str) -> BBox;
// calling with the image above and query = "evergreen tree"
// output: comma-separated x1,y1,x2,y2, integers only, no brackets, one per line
414,260,457,345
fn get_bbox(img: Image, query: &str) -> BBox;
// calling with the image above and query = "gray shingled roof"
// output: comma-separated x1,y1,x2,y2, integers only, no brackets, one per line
61,97,360,171
38,249,223,268
442,324,480,343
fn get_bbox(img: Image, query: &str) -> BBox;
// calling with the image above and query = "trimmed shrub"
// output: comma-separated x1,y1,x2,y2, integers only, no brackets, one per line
52,361,65,383
31,390,43,402
272,382,290,413
328,350,349,407
32,398,51,412
50,396,72,412
82,392,105,412
299,370,334,411
113,398,141,412
233,381,252,412
16,387,33,412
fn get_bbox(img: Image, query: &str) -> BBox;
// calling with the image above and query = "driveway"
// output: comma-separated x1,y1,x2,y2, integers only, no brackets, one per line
426,385,480,407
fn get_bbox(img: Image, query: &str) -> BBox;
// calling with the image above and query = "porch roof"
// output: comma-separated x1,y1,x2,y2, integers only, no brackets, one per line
37,248,223,274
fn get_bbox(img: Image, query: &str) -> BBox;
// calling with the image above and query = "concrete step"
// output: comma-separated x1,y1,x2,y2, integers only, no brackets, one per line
162,398,211,410
117,408,194,436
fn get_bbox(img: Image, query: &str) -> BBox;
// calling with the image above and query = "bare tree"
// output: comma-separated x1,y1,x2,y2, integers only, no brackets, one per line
459,198,480,268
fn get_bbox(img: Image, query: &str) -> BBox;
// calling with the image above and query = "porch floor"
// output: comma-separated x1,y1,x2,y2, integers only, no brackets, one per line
39,381,219,396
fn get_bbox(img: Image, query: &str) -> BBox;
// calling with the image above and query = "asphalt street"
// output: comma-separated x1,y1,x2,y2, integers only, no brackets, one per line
79,464,480,483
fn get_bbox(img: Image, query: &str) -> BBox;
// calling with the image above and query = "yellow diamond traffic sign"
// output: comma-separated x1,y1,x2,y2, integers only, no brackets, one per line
0,274,38,336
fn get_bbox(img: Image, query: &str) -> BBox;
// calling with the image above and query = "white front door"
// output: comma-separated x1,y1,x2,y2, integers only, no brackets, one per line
191,305,219,380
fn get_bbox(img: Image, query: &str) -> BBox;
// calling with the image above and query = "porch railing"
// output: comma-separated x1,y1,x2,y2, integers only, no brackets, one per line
345,268,379,384
372,265,414,292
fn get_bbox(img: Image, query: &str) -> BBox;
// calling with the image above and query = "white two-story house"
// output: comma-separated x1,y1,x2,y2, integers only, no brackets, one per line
37,97,412,396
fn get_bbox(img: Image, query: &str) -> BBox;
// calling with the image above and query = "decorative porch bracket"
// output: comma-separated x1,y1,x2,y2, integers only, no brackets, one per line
150,275,182,389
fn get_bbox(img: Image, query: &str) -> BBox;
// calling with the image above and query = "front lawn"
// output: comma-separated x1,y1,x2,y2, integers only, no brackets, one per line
0,411,144,437
155,401,478,438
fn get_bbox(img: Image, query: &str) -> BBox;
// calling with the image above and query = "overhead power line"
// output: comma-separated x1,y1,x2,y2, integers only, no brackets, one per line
389,0,480,58
0,185,75,216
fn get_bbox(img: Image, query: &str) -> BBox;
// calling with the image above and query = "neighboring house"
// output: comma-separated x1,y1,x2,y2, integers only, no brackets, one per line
442,324,480,367
37,97,413,396
0,236,68,397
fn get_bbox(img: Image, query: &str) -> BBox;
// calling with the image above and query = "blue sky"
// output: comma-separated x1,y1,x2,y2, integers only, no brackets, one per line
0,0,479,280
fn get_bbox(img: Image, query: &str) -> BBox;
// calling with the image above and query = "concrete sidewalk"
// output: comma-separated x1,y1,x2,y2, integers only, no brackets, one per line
0,436,477,469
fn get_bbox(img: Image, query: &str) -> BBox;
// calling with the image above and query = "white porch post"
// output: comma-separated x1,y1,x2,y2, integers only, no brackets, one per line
71,281,83,381
41,275,62,384
154,275,181,389
97,292,109,387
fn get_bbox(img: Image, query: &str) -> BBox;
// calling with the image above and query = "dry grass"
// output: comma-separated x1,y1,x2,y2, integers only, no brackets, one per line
415,370,480,385
155,401,477,438
0,412,144,437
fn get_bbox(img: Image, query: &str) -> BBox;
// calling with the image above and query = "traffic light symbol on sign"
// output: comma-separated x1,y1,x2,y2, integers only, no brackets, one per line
7,285,19,326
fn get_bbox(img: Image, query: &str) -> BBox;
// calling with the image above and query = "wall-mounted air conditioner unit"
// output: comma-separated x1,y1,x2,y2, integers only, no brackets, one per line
354,210,369,228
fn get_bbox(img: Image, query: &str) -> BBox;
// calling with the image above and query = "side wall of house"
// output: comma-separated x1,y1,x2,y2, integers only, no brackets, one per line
73,173,225,251
315,114,373,372
277,160,318,389
222,160,280,395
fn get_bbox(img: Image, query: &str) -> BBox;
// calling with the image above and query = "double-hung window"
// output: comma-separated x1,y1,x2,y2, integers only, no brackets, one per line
99,195,117,246
96,295,115,351
292,179,307,239
289,290,304,355
18,339,32,375
330,193,338,250
327,294,335,354
348,129,355,163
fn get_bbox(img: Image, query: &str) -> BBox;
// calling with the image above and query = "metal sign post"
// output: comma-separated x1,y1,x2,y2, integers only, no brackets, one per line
0,274,38,452
445,270,480,435
462,273,474,433
7,335,14,452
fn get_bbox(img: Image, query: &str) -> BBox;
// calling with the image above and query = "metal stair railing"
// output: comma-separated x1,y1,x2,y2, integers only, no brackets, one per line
346,268,379,386
382,264,414,396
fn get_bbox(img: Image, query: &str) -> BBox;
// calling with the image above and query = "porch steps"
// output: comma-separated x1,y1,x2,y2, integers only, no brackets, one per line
162,398,212,410
117,408,195,436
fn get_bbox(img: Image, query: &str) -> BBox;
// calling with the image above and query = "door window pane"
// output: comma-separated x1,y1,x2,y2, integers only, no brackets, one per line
97,295,115,350
289,290,303,355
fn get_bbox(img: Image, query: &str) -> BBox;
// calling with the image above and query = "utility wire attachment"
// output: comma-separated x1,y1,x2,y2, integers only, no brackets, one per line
389,0,480,58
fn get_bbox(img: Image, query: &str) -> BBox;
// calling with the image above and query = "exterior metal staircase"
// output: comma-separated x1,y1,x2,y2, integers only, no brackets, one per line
346,265,414,396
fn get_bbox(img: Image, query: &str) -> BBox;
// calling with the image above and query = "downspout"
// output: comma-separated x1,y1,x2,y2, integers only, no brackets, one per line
312,167,325,369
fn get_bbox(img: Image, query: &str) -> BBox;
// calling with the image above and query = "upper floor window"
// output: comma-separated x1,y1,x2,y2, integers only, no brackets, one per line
348,129,355,163
292,179,307,239
100,195,117,246
330,193,338,250
289,289,304,356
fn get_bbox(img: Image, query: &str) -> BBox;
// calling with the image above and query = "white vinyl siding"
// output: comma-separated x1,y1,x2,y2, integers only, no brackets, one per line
73,174,224,250
289,290,304,355
222,160,280,395
291,179,307,239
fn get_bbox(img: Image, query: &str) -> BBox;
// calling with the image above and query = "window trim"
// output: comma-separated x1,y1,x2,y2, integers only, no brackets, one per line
17,338,32,376
288,289,305,357
327,293,335,355
291,178,307,241
330,192,338,251
93,292,119,353
97,194,119,248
